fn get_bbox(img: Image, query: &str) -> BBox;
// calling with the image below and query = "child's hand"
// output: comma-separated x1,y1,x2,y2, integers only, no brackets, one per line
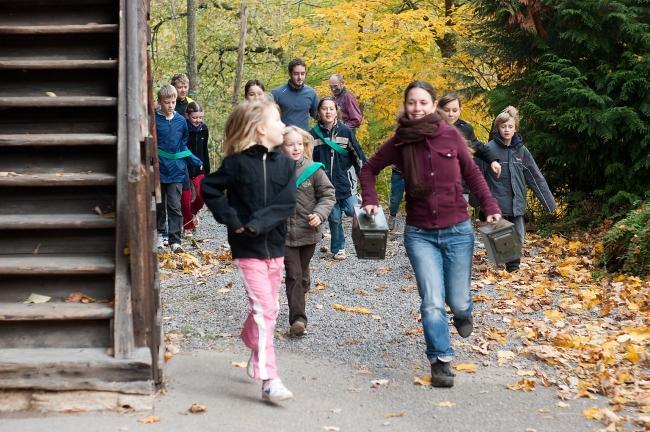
490,161,502,178
307,213,321,228
486,214,502,223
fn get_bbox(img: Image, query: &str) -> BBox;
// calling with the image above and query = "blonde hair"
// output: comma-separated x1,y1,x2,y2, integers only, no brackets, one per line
223,100,278,156
493,105,520,131
282,126,314,160
157,84,177,100
171,73,189,86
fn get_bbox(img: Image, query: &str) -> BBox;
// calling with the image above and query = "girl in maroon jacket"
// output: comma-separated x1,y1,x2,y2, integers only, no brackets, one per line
359,81,501,388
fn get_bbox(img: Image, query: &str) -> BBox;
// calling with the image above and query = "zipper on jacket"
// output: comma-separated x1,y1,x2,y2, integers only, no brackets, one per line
262,153,270,259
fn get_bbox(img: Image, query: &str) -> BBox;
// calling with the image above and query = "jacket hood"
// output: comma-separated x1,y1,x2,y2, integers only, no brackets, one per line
492,131,523,149
243,144,283,159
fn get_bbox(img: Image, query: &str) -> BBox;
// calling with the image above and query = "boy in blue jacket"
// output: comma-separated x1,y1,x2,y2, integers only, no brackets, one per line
155,84,203,253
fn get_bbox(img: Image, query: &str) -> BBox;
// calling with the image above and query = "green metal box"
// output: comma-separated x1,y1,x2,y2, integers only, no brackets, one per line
352,205,389,260
477,219,522,266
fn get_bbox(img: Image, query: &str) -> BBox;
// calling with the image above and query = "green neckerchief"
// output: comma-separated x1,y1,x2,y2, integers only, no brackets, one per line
158,148,193,159
295,162,325,187
312,125,347,155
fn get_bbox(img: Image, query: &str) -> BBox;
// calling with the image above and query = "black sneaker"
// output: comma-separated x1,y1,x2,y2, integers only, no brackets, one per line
453,315,473,338
430,360,455,388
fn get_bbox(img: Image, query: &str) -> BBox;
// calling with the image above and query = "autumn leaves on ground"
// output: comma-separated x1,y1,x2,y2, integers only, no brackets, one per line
159,229,649,431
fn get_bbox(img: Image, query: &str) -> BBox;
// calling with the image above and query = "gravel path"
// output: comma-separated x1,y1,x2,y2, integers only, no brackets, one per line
161,209,537,375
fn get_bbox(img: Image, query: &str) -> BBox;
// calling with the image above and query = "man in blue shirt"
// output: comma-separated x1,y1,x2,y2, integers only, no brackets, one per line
271,58,319,130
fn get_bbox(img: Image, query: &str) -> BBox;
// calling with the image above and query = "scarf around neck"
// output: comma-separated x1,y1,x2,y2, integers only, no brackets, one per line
394,112,441,198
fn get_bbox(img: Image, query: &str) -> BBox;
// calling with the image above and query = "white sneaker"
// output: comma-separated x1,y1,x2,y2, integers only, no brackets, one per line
246,351,254,379
333,249,346,260
171,243,184,253
183,230,193,239
192,214,200,228
156,235,165,250
163,236,169,247
262,378,293,402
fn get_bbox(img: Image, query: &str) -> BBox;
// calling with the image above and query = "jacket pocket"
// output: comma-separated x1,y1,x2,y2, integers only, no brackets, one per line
435,148,458,159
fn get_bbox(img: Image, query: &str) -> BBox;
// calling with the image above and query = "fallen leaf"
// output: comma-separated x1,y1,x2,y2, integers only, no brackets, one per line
188,403,207,413
24,293,51,304
372,315,382,320
314,281,327,291
385,411,405,418
138,415,160,423
497,350,516,365
556,401,570,408
405,327,423,335
413,375,432,386
454,363,478,373
332,303,372,314
507,378,536,392
66,292,96,303
435,401,456,408
231,361,247,368
582,406,604,420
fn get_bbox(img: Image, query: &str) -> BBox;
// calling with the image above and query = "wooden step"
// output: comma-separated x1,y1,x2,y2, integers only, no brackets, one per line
0,347,153,394
0,133,117,147
0,302,114,321
0,256,114,275
0,24,118,35
0,96,117,107
0,173,116,187
0,214,115,229
0,59,117,70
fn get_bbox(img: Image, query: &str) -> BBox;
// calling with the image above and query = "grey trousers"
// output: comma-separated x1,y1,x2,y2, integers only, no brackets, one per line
157,182,183,245
504,215,525,270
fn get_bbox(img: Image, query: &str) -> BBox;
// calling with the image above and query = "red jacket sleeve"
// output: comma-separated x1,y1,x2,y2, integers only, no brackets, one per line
359,136,399,206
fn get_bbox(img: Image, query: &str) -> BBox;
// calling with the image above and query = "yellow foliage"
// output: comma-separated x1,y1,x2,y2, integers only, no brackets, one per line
275,0,492,146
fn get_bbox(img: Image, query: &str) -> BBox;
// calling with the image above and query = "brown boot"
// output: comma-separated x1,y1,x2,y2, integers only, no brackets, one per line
289,321,306,337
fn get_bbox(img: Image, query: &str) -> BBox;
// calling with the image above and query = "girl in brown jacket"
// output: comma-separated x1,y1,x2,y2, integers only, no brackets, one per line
281,126,336,337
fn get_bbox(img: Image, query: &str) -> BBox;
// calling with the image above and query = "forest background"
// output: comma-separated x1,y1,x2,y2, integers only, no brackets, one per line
150,0,649,276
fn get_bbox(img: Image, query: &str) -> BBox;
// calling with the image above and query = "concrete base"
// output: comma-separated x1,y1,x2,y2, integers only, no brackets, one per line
0,390,153,413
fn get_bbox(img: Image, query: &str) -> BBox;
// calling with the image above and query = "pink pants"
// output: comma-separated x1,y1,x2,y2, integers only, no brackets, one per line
181,174,205,230
236,257,284,380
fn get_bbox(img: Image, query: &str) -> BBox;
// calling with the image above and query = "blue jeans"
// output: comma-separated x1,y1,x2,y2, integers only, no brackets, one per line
403,219,474,361
389,169,405,217
329,195,357,252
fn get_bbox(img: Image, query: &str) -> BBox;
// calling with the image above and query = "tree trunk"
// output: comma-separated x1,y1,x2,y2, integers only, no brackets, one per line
437,0,457,58
187,0,198,95
231,1,248,106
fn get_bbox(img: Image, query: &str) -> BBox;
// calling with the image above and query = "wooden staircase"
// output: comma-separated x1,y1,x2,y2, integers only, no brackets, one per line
0,0,159,397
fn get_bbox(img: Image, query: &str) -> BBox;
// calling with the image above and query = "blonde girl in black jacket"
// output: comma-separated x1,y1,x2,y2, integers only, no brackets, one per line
201,100,296,403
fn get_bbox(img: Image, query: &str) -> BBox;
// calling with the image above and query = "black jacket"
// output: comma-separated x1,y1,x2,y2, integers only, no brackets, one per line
201,145,296,259
454,119,497,164
187,122,210,177
310,120,366,200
